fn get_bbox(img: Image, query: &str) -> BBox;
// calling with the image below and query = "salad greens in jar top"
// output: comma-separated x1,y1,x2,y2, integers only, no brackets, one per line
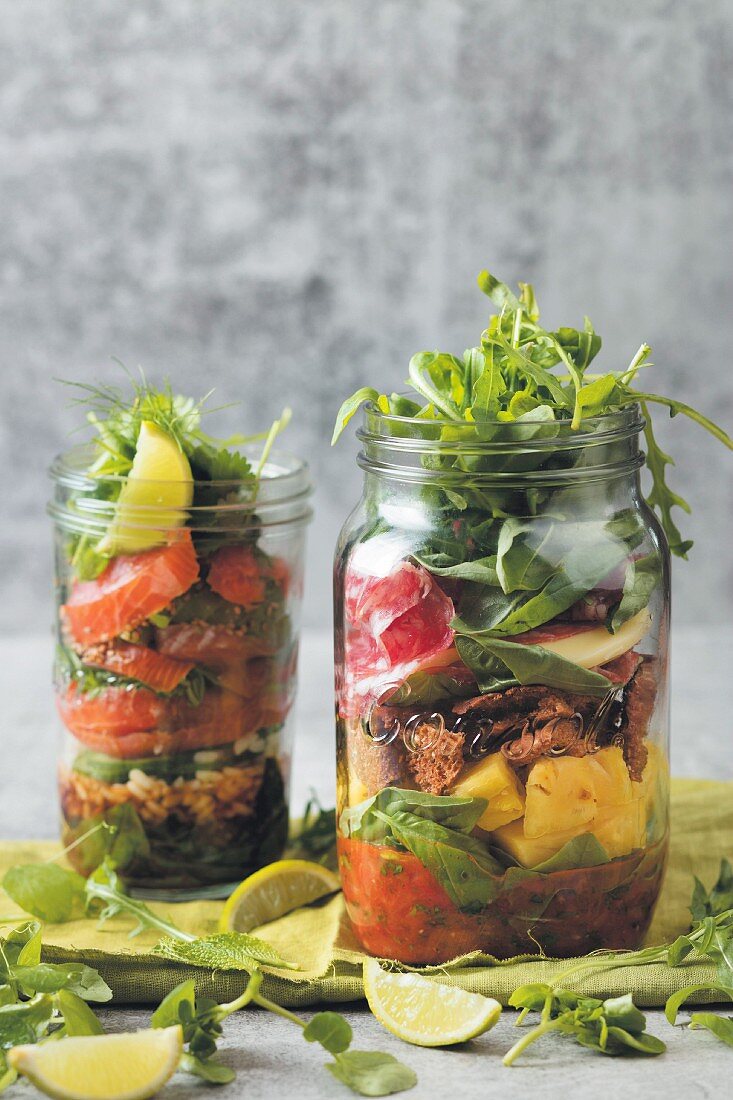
332,270,732,965
50,378,308,895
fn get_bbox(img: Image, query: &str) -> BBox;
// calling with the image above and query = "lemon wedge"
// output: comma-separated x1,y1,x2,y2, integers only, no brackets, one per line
98,421,193,555
8,1026,182,1100
363,959,502,1047
219,859,340,933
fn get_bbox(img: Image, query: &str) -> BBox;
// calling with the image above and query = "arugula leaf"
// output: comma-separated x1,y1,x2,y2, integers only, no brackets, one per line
665,983,733,1025
454,635,612,697
640,402,693,558
326,1050,417,1097
332,388,382,445
690,858,733,921
3,864,86,923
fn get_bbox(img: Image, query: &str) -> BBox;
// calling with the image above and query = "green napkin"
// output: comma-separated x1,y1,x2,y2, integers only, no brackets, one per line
1,778,731,1008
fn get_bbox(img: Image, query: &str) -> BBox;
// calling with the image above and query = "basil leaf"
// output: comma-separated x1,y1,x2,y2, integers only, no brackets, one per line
56,989,105,1036
3,865,86,923
455,635,612,697
303,1011,353,1054
689,1012,733,1048
327,1050,417,1097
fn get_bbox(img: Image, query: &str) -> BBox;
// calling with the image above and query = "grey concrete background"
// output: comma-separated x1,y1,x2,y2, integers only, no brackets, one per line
1,0,732,634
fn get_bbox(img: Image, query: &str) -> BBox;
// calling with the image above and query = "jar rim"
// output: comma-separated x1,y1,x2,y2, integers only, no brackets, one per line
48,443,313,536
360,399,644,453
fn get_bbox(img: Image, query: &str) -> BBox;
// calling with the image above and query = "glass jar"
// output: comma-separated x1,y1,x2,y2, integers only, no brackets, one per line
49,444,312,898
334,403,669,963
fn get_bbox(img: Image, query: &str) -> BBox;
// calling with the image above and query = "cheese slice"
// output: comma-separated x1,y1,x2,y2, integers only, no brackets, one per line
532,607,652,669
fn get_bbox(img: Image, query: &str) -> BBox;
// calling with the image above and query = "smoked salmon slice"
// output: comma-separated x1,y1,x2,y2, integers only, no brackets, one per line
206,544,267,606
62,530,200,647
57,682,164,739
81,640,195,694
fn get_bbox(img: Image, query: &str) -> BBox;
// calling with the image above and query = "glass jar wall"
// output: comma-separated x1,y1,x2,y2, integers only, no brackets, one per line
49,445,312,898
334,404,669,963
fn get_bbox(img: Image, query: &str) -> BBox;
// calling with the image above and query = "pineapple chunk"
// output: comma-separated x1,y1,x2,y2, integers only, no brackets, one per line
492,819,579,866
632,741,669,830
592,799,646,858
524,757,597,838
587,746,633,807
451,752,525,831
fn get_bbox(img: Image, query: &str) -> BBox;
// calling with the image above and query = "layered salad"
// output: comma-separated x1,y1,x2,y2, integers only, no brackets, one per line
51,382,300,893
333,270,730,962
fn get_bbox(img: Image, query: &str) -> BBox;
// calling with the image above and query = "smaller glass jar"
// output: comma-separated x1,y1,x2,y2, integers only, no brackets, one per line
49,444,312,898
334,403,670,963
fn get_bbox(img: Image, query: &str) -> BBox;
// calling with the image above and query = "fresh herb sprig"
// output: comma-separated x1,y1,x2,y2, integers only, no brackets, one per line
333,270,732,558
3,857,415,1096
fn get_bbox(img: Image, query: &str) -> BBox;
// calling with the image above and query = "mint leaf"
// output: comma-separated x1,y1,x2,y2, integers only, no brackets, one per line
154,932,298,972
327,1050,417,1097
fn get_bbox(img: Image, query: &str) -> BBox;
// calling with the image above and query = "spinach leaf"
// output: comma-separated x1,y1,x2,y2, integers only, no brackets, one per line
495,519,555,594
413,552,500,586
688,1012,733,1047
374,810,505,912
3,864,86,923
609,552,661,632
339,788,487,843
327,1050,417,1097
455,635,612,697
56,989,105,1036
529,834,610,874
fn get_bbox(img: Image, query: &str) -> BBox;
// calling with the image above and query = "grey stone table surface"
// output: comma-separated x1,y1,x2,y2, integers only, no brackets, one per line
1,626,732,1097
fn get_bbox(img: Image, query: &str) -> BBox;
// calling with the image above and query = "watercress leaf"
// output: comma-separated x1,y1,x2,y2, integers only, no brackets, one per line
154,932,298,972
604,1025,666,1055
0,994,54,1049
374,809,505,912
507,984,553,1011
151,980,197,1029
601,994,646,1034
180,1052,236,1084
55,989,105,1036
303,1011,353,1054
665,983,733,1025
609,553,661,633
3,864,86,923
327,1050,417,1097
688,1012,733,1047
455,635,612,697
332,388,381,445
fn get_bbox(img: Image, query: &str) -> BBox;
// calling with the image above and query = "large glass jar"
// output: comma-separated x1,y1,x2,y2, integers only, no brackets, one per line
49,445,312,898
334,404,670,963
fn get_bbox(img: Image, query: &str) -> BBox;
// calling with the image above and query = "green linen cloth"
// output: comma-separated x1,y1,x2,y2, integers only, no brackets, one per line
1,779,731,1008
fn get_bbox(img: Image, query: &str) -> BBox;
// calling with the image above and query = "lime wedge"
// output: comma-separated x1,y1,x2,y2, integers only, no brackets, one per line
98,421,193,555
363,958,502,1047
8,1026,182,1100
219,859,340,933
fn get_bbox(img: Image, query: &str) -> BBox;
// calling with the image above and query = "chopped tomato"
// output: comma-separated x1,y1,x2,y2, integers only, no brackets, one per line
62,530,199,647
81,640,195,694
207,545,267,606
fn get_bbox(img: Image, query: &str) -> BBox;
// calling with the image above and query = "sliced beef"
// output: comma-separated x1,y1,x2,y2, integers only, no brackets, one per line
621,657,658,781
